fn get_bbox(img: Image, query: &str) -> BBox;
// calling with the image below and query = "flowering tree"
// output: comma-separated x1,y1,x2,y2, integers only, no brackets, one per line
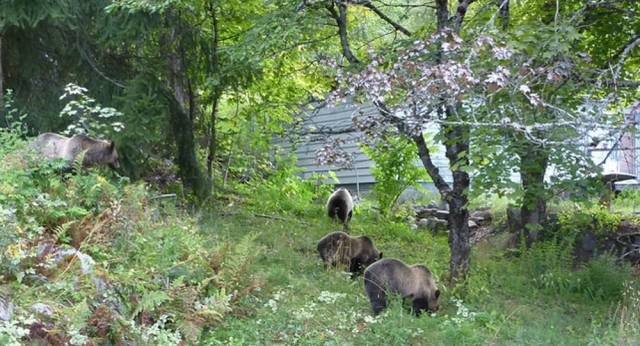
316,0,638,284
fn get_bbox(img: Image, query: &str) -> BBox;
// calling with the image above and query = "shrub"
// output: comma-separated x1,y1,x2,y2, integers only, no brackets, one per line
361,136,430,217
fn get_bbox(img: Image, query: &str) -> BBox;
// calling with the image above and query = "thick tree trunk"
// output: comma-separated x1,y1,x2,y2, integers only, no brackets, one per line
448,190,470,283
518,142,549,247
443,118,471,284
412,110,471,284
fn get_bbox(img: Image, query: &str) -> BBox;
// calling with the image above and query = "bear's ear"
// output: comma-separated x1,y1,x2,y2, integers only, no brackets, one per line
109,141,115,150
435,290,441,299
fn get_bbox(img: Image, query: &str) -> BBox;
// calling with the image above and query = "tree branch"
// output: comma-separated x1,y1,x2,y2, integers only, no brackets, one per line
357,1,413,37
603,33,640,68
452,0,476,31
325,1,361,64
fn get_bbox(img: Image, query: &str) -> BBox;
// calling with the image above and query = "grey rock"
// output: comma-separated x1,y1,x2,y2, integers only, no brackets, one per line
436,210,450,220
417,218,448,233
53,249,96,275
31,303,54,318
416,206,438,219
0,297,13,321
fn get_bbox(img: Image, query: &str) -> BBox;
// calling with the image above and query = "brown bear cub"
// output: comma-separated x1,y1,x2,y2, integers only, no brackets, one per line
326,187,353,229
317,231,382,275
364,258,440,316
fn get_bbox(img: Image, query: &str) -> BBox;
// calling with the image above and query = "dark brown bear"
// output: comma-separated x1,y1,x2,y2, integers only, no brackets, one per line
364,258,440,316
326,187,353,229
317,231,382,275
32,132,120,170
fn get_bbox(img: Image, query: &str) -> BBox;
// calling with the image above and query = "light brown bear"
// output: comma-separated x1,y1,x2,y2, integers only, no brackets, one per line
31,133,120,171
364,258,440,316
317,231,382,275
326,187,353,229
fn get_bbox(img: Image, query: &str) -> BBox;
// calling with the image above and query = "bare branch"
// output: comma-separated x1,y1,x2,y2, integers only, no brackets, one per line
325,0,361,64
356,1,413,37
452,0,477,30
604,33,640,69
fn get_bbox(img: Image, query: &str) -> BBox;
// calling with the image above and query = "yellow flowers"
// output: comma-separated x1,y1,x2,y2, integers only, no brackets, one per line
5,241,26,259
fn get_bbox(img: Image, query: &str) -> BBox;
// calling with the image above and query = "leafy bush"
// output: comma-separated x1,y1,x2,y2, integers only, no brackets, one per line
242,156,332,217
361,136,430,217
59,83,125,138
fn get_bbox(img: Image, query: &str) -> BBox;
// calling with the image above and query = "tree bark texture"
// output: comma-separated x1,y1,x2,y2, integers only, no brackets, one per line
443,114,471,283
518,141,549,247
206,1,221,181
163,28,209,202
0,36,3,102
165,89,208,202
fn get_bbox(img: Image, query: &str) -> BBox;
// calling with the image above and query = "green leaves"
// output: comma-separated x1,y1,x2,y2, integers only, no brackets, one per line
361,136,430,217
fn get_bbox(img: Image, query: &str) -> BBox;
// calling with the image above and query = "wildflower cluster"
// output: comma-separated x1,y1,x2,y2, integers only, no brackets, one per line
264,290,286,313
442,297,478,326
317,291,346,304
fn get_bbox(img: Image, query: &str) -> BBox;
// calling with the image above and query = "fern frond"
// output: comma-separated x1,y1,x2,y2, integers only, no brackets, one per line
72,149,88,174
132,290,170,319
214,233,261,292
53,220,77,242
176,316,204,344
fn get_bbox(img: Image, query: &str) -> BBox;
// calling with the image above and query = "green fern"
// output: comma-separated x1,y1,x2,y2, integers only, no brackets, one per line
215,233,261,292
71,149,88,174
53,220,77,243
132,290,170,319
176,317,203,344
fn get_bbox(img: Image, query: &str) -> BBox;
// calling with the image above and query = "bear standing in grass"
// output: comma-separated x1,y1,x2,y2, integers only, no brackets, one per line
317,231,382,275
364,258,440,316
326,187,353,229
32,133,120,171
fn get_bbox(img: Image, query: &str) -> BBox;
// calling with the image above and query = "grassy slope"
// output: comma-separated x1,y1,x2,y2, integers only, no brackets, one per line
198,201,627,346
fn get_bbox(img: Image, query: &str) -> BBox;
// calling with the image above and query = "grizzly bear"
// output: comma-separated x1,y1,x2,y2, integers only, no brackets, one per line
317,231,382,275
32,133,120,171
326,187,353,228
364,258,440,316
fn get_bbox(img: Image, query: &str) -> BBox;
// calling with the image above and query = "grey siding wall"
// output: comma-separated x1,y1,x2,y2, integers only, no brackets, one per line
273,102,453,195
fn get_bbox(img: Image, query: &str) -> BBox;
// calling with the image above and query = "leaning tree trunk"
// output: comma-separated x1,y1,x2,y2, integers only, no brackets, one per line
412,117,471,284
518,141,549,247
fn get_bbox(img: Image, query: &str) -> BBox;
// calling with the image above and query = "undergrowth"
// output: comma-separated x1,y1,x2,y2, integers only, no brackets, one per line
1,127,639,345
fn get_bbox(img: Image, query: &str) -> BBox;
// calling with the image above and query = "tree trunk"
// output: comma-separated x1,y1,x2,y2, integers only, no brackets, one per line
165,90,208,202
207,95,219,179
518,141,549,247
206,0,221,182
443,116,471,284
161,26,210,202
411,109,471,284
0,35,4,103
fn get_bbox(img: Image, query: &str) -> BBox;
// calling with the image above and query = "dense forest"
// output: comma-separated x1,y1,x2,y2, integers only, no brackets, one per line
1,0,639,344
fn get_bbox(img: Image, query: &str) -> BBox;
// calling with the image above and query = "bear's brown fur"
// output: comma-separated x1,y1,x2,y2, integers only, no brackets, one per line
364,258,440,316
32,133,120,170
317,231,382,275
326,187,353,229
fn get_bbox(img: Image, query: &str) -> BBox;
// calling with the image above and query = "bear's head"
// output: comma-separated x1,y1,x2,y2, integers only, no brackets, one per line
106,141,120,170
